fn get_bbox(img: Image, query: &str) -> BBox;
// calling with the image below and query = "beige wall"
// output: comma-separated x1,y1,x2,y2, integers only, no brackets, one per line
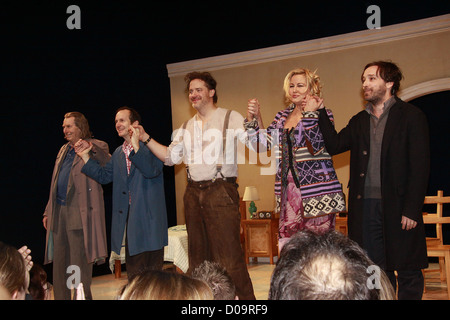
167,15,450,224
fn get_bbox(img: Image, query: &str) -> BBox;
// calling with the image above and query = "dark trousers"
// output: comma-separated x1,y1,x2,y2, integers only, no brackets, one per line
52,204,93,300
124,207,164,280
125,238,164,280
184,178,255,300
386,269,424,300
363,199,424,300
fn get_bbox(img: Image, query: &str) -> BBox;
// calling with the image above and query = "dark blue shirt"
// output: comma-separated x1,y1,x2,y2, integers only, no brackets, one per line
56,146,76,205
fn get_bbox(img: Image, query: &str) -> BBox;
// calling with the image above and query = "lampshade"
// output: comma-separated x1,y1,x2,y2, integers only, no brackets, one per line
243,186,260,201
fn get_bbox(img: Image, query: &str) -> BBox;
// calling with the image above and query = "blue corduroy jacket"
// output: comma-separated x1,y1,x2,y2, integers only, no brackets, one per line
82,141,168,256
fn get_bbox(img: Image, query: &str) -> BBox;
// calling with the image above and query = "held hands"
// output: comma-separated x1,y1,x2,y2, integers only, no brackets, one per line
247,96,324,119
132,123,148,142
74,139,93,163
128,125,140,152
303,94,324,112
247,98,261,122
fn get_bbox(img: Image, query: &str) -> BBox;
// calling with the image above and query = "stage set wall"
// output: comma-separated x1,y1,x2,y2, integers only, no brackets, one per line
166,15,450,224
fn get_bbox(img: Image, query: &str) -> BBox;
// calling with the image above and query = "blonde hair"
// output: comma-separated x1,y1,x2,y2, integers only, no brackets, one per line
283,68,323,105
378,270,397,300
118,270,214,300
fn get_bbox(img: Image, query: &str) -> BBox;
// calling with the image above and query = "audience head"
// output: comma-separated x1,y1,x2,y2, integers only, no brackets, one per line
118,270,214,300
191,260,237,300
28,263,51,300
0,242,29,300
269,230,395,300
0,284,10,300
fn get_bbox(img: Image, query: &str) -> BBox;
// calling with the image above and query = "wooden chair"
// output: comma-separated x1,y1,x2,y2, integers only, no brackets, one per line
422,190,450,299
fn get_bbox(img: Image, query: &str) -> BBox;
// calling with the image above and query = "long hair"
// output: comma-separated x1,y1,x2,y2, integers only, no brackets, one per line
64,112,92,139
0,242,28,297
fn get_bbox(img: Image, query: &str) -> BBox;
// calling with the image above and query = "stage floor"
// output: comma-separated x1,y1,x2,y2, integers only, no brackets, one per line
90,261,449,300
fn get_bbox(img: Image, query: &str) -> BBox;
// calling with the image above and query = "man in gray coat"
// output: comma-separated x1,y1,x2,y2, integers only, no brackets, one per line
315,61,430,299
43,112,110,300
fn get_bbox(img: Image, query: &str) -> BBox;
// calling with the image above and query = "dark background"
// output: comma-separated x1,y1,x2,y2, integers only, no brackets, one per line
1,1,449,278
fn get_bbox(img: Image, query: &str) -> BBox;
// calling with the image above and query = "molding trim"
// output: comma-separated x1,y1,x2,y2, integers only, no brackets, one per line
398,78,450,102
167,14,450,78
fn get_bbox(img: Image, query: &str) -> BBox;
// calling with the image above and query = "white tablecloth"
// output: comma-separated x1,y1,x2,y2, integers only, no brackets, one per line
164,225,189,273
109,225,189,273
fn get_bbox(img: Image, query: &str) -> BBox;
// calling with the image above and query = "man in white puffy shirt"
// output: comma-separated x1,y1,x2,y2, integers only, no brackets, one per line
136,71,255,300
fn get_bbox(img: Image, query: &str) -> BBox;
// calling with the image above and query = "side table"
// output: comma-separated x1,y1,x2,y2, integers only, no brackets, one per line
242,218,279,264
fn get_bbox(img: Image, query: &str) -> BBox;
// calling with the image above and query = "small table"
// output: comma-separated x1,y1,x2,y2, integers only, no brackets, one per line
164,225,189,273
110,225,189,278
335,216,348,236
242,218,279,264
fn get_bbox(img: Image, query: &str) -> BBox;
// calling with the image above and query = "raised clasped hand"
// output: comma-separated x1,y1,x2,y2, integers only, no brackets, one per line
74,139,92,156
247,98,261,121
303,94,324,112
129,125,140,151
132,123,147,141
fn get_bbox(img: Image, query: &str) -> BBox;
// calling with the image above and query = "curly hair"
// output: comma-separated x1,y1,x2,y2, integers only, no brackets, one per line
185,71,218,103
283,68,323,105
191,261,236,300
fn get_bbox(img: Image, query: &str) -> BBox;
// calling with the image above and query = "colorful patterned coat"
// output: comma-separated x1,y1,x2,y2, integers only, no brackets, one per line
245,104,346,218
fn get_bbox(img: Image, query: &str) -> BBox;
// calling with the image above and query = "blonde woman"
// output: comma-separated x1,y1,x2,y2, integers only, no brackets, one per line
245,68,345,251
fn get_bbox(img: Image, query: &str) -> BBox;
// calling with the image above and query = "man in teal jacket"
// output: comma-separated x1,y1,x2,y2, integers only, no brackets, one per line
76,107,168,279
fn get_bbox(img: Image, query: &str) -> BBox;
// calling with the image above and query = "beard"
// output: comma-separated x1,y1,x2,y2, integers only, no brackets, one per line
364,85,388,105
191,98,206,111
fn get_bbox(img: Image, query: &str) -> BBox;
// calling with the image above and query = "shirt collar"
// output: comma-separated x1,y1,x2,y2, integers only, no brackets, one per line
122,140,133,154
365,96,396,116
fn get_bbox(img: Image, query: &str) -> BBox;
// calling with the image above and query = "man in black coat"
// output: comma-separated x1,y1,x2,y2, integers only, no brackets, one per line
314,61,430,299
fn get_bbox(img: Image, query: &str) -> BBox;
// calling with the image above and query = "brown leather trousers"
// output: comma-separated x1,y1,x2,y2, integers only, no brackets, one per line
184,178,255,300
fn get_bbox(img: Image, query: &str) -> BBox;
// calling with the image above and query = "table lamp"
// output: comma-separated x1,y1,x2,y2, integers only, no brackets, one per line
243,186,260,219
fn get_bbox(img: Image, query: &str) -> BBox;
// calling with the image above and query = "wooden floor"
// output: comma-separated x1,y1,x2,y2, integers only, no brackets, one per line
89,260,448,300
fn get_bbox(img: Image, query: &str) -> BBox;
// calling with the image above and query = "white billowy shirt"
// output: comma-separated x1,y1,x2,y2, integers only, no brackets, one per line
165,107,248,181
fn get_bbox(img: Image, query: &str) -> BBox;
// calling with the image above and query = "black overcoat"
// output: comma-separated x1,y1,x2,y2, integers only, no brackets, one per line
318,97,430,270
